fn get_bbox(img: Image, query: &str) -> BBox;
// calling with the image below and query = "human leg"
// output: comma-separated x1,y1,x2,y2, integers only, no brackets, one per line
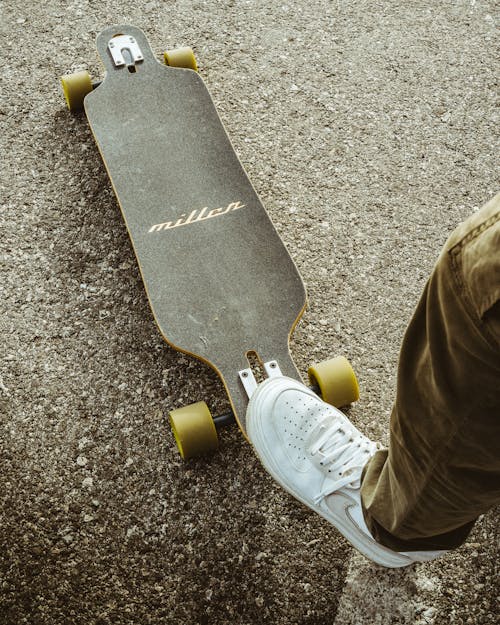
361,193,500,550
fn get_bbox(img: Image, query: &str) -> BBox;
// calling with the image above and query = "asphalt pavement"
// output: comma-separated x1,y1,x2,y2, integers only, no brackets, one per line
1,1,498,624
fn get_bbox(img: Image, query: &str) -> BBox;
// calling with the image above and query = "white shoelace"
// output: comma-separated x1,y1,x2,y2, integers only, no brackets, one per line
308,415,380,504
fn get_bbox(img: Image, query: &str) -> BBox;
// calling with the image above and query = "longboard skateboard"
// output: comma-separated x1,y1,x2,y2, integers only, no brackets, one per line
60,25,359,459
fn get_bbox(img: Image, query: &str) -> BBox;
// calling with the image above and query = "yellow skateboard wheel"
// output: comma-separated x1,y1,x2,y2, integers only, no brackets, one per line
308,356,359,407
60,70,93,112
169,401,218,459
163,46,198,71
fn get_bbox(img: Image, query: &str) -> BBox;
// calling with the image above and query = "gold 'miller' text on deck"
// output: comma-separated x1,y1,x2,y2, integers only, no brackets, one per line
148,201,246,233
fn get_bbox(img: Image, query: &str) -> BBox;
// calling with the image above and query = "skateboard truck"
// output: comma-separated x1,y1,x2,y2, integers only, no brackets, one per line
108,35,144,69
238,360,283,399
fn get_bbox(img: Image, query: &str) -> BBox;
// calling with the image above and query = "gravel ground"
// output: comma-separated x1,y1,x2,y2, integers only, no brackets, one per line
1,1,498,624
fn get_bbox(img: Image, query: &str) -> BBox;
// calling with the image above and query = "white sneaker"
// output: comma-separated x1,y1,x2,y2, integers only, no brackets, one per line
246,377,445,568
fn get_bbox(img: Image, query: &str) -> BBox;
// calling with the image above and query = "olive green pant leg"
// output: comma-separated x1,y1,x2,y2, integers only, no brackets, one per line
360,193,500,552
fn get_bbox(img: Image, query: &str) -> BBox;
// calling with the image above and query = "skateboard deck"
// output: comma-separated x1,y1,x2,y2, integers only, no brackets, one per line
83,26,307,434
